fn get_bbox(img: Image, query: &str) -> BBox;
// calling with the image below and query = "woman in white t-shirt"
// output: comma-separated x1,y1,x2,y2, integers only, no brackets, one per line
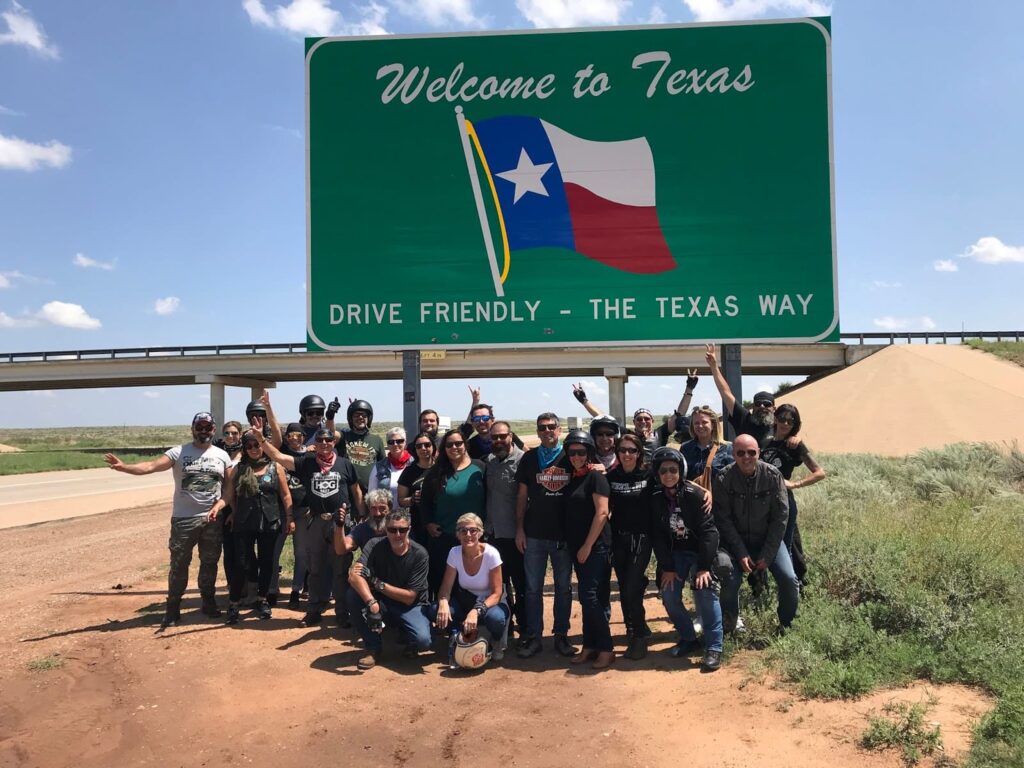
435,513,510,658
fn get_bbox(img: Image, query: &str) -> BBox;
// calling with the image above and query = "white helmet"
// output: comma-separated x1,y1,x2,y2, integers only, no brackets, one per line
449,631,491,670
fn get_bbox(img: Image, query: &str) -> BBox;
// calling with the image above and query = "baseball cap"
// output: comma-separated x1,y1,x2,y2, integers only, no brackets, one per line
192,412,215,427
285,422,304,435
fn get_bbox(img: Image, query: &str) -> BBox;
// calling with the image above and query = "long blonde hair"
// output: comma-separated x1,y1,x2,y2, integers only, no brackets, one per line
688,406,723,444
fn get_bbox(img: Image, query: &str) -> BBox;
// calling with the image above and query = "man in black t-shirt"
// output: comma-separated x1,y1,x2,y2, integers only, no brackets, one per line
348,510,432,670
514,412,576,659
255,425,362,627
706,343,777,447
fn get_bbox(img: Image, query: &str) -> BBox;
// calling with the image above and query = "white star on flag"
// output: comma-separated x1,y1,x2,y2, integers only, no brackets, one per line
495,148,553,203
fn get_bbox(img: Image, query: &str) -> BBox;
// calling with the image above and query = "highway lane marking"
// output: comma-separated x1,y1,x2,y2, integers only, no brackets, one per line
0,487,172,506
0,475,172,489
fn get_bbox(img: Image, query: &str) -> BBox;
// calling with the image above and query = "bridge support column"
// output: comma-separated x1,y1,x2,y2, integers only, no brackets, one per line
604,367,628,425
209,382,225,427
721,344,742,440
402,351,421,440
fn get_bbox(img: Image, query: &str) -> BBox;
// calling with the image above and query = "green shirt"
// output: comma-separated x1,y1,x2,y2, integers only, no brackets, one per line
432,461,486,535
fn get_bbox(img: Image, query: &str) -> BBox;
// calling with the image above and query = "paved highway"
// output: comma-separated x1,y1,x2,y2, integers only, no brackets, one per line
0,467,173,529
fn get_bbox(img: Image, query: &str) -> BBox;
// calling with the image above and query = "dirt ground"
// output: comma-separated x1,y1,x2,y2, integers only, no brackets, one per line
0,504,992,768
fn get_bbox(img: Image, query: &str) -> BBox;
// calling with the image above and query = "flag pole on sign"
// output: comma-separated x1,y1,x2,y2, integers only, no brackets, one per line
455,106,505,298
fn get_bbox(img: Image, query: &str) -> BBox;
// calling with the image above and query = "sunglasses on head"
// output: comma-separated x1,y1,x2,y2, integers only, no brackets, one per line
537,423,558,432
386,526,410,535
734,449,758,457
387,438,405,445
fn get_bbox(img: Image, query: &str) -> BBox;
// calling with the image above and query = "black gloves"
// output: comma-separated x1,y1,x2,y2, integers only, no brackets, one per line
326,397,341,420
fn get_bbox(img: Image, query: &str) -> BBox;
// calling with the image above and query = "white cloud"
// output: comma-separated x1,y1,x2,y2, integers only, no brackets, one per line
541,391,551,399
516,0,629,27
73,253,116,271
393,0,482,26
154,296,181,316
0,1,58,59
0,104,24,116
872,315,936,331
143,391,161,399
243,0,388,36
645,4,667,23
0,310,36,328
0,275,9,289
872,280,902,289
933,259,958,272
959,236,1024,265
36,301,101,329
0,132,71,171
578,378,607,396
682,0,829,22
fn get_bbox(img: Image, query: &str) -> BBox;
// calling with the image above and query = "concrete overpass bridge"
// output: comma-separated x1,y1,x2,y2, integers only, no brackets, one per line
1,331,1016,428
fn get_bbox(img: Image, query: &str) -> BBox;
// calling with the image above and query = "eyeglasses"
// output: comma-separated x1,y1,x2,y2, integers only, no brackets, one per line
414,442,433,450
658,466,680,475
445,440,465,449
734,449,758,457
490,432,511,440
456,527,481,535
537,424,558,432
316,437,334,444
617,447,639,455
595,432,616,438
386,526,410,535
471,415,492,423
567,448,589,457
387,439,405,445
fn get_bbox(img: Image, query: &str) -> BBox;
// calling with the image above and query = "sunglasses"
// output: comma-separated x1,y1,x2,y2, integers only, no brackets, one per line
316,437,334,444
617,446,639,455
490,432,511,440
567,448,589,457
414,442,433,449
471,415,492,423
386,526,410,535
537,424,558,432
634,416,653,422
223,431,240,437
456,526,481,535
445,440,465,448
734,449,758,457
753,402,774,409
595,432,616,438
243,442,261,450
286,432,304,439
658,465,680,475
776,417,794,425
305,409,325,417
387,439,405,445
194,424,214,431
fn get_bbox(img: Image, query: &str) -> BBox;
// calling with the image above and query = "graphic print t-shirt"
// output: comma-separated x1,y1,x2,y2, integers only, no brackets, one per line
514,448,570,542
341,429,384,490
294,452,358,516
165,443,231,519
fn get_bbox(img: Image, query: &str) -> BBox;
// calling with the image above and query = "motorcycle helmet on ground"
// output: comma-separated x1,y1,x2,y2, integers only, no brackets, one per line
347,399,374,429
448,630,491,670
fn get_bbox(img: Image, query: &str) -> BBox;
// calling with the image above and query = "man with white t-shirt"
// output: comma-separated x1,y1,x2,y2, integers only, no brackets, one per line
104,412,233,629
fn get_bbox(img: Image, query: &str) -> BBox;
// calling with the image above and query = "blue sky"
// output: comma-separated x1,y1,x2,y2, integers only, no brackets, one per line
1,0,1022,428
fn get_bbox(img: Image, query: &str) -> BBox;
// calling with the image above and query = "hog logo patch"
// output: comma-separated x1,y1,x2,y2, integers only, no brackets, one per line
311,472,341,498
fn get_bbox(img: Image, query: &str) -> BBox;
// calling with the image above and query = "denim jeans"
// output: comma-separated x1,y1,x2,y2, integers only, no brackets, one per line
661,548,724,653
611,531,652,637
721,542,800,628
573,542,613,652
346,591,433,653
783,491,798,555
443,596,511,649
523,537,572,638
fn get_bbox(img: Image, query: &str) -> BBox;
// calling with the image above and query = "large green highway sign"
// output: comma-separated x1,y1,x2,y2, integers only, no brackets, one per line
306,19,838,351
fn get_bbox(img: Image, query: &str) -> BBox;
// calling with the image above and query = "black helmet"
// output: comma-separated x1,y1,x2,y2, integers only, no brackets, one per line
651,446,687,478
563,428,595,452
588,415,620,437
347,399,373,428
245,400,267,420
299,394,326,418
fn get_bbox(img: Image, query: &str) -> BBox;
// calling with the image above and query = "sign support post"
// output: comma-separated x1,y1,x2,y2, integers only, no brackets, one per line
402,350,421,440
721,344,742,440
605,367,627,426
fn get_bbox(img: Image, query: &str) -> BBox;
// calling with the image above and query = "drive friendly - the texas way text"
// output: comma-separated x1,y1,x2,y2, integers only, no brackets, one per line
328,294,814,326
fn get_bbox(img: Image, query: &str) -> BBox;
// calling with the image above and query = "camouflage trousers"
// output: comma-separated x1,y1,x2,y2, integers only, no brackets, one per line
167,515,223,603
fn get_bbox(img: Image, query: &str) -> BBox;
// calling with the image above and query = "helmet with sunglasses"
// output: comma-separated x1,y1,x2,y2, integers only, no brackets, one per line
448,630,491,671
588,415,620,438
563,428,595,451
651,446,687,478
299,394,326,419
347,399,374,429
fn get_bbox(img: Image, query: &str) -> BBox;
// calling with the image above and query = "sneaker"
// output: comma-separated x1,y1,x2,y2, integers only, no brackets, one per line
701,650,722,672
553,634,578,658
516,636,542,659
669,638,702,658
159,600,181,629
625,636,647,661
266,593,278,608
258,599,272,620
492,647,505,662
226,604,241,625
288,591,301,610
300,611,322,627
200,599,222,618
357,652,378,670
735,616,747,634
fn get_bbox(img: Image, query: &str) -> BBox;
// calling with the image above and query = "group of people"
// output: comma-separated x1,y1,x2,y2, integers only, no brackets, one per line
104,343,826,673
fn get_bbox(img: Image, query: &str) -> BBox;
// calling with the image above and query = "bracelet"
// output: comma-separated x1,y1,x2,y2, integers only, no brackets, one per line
366,598,379,609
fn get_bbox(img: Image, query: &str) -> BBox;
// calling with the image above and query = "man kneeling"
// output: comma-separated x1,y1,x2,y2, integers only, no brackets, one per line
348,510,432,670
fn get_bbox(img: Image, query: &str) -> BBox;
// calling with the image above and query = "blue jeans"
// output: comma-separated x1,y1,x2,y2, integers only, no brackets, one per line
346,591,433,653
721,542,800,628
573,543,613,652
443,597,511,648
660,549,724,653
783,491,798,555
523,537,572,638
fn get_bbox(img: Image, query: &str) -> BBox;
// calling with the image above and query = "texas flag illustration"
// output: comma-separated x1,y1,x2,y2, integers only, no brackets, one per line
458,110,676,293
